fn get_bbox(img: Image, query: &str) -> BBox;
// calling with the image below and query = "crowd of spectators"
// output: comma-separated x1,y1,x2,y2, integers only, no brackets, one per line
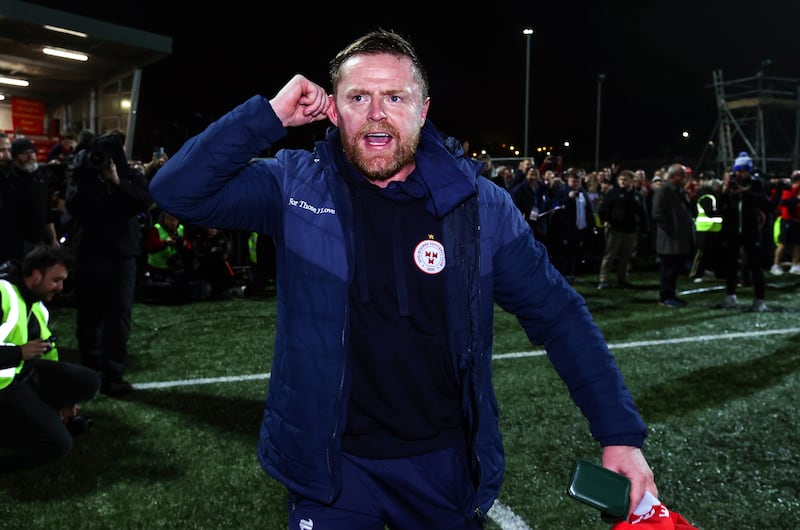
484,151,800,310
5,130,800,311
0,131,272,306
1,127,798,474
0,130,277,401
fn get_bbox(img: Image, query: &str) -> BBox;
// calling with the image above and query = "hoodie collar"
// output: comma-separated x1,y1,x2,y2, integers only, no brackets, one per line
321,120,478,218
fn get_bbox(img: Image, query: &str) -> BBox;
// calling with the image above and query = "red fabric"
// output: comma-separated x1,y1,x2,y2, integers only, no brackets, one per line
780,185,800,220
612,503,699,529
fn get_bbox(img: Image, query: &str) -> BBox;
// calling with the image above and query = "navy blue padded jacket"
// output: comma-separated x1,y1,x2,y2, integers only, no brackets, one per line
149,95,647,518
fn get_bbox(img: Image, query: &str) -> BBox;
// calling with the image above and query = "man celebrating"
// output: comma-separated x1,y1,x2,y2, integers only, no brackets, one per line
0,245,100,473
151,29,657,528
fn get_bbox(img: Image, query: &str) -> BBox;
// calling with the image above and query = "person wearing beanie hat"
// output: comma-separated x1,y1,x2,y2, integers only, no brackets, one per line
718,157,771,311
732,151,753,173
0,136,57,263
10,137,36,160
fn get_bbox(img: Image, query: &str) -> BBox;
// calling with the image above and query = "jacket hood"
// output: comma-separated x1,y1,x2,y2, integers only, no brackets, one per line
0,259,22,284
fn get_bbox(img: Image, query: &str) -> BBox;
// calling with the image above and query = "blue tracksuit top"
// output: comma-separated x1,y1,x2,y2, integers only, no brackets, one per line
149,95,647,518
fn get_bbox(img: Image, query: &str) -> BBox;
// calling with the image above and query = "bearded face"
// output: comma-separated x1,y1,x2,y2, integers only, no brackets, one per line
30,264,68,303
340,120,421,183
14,149,39,174
19,160,39,173
329,53,429,187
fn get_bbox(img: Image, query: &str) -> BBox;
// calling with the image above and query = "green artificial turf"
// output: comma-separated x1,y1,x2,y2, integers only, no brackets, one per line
1,271,798,529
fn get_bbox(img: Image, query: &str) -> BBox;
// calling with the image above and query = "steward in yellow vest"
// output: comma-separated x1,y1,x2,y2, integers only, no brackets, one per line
690,181,724,281
0,245,100,472
146,212,189,274
695,193,722,233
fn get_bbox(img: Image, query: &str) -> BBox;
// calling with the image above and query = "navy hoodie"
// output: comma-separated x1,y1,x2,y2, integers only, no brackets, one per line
335,148,462,458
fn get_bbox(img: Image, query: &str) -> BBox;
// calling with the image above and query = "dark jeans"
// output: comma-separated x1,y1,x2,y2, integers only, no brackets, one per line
75,256,137,381
550,227,591,279
0,360,99,472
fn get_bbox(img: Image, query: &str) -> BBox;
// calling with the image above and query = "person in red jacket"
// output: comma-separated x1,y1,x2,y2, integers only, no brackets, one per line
771,173,800,275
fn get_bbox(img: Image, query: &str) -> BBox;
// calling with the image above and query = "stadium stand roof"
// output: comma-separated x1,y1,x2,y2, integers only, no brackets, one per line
0,0,171,105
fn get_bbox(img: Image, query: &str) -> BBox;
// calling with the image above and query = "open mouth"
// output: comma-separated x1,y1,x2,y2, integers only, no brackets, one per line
364,132,392,146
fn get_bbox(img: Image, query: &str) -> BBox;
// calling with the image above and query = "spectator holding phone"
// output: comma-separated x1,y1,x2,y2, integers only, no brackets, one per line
144,146,169,184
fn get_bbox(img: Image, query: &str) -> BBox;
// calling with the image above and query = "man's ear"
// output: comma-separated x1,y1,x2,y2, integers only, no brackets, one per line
327,95,338,127
26,269,42,289
420,97,430,127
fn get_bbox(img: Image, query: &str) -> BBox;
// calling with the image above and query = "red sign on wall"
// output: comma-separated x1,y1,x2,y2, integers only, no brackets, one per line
11,97,45,135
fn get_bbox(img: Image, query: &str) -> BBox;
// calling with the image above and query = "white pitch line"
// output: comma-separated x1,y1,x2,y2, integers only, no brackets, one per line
128,325,800,530
135,373,268,390
488,500,533,530
494,326,800,360
678,284,725,295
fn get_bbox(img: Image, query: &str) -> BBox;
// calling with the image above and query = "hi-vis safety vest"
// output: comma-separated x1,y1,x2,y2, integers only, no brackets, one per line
773,216,782,245
695,194,722,232
147,223,185,270
248,232,258,264
0,279,56,390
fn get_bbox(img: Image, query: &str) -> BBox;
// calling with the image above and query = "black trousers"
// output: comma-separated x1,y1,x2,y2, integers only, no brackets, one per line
75,256,137,381
721,239,765,299
0,360,99,472
658,253,688,301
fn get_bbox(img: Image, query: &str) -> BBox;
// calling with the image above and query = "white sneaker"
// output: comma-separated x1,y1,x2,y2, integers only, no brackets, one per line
770,264,784,276
790,265,800,275
721,294,738,309
693,277,703,283
752,300,768,312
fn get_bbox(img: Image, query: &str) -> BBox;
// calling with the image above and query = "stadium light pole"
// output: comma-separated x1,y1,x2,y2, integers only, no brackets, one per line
523,27,534,158
594,73,606,171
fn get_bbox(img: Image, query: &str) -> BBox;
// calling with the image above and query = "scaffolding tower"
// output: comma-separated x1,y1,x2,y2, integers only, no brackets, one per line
711,67,800,175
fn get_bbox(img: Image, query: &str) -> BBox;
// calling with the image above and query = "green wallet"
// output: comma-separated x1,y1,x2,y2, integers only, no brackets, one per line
566,459,631,523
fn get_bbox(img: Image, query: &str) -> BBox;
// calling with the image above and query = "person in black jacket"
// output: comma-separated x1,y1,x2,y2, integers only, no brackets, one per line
511,166,553,245
65,131,151,396
717,152,771,312
0,137,60,263
596,170,649,289
549,169,595,282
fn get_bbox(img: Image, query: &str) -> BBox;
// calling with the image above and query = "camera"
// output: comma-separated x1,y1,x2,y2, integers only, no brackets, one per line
83,131,126,171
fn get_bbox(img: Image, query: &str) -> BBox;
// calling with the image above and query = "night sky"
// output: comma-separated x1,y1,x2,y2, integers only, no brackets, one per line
29,1,800,170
